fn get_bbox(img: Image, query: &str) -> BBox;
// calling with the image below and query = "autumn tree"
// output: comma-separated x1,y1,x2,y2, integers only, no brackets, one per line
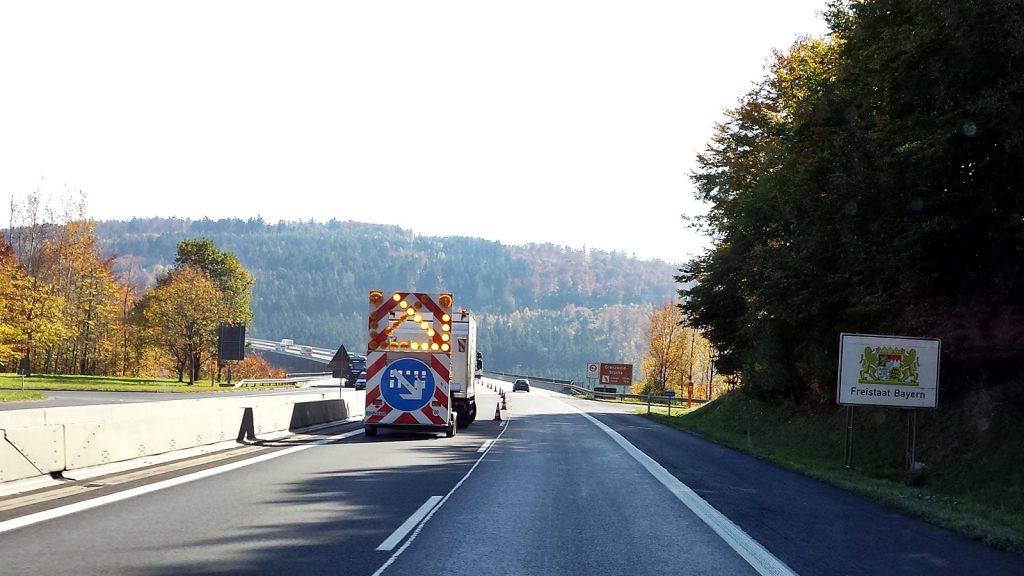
0,233,27,368
173,238,255,380
138,266,228,383
37,219,123,375
6,191,131,376
115,258,144,376
231,352,286,380
0,244,65,374
641,302,686,394
136,239,255,383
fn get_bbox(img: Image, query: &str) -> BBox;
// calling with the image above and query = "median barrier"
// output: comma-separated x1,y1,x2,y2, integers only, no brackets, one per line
288,398,352,429
1,427,65,481
0,390,363,484
0,409,48,429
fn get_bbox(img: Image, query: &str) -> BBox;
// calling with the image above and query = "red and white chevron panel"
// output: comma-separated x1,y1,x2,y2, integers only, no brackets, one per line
364,352,450,426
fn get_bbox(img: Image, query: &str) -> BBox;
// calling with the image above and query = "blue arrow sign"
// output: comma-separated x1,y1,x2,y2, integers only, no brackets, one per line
381,357,436,412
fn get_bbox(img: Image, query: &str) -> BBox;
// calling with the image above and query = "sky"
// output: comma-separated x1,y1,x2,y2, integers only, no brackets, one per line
0,1,830,264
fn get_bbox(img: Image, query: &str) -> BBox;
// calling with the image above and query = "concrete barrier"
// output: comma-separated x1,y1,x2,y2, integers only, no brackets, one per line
6,425,65,473
1,427,64,481
0,390,363,484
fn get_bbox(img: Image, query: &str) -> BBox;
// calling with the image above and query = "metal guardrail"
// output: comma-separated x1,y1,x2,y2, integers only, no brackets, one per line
246,338,336,363
483,371,709,410
233,374,337,388
235,366,708,410
562,384,708,407
483,371,573,387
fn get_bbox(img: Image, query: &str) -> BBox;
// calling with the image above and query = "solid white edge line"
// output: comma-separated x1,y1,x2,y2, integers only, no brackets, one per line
375,496,443,551
477,439,494,453
551,397,798,576
0,428,365,535
372,413,512,576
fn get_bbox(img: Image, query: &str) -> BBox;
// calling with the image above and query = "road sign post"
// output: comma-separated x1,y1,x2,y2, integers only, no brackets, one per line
837,333,940,471
843,406,854,469
17,360,26,390
906,409,919,472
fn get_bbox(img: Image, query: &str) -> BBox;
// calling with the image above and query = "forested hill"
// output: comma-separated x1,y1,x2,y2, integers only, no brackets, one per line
95,217,680,380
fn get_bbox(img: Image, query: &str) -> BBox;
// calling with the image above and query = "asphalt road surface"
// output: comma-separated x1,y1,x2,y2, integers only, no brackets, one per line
1,382,1021,575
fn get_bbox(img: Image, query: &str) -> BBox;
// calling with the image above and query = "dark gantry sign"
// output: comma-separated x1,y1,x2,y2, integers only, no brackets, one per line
217,324,246,361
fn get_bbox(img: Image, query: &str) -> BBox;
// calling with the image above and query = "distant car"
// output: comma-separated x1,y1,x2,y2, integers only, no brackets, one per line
513,378,530,392
355,371,367,390
346,354,367,388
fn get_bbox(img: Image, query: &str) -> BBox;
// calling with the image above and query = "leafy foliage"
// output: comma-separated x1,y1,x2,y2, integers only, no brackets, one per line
138,265,228,383
638,301,721,397
174,238,254,324
3,194,258,383
231,352,286,380
679,0,1024,405
0,233,32,366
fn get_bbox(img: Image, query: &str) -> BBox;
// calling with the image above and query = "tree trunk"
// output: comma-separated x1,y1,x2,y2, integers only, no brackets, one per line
780,334,804,406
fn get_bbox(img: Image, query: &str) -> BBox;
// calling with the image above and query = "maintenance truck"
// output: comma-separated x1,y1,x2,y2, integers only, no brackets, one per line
450,311,483,428
363,290,462,437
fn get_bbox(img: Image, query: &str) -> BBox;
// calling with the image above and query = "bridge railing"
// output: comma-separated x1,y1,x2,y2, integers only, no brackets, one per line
233,374,336,388
561,384,708,407
483,371,708,409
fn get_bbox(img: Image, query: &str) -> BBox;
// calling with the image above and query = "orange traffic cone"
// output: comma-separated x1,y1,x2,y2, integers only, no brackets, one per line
501,395,508,410
493,401,502,420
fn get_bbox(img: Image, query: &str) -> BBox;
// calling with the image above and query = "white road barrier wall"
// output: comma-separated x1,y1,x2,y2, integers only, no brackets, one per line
0,391,362,483
1,428,61,482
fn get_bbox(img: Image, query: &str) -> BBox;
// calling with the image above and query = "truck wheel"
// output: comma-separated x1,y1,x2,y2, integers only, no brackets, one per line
468,399,477,423
446,414,457,438
364,425,377,437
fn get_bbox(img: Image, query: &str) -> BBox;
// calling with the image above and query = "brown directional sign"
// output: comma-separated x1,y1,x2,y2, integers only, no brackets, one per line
599,363,633,386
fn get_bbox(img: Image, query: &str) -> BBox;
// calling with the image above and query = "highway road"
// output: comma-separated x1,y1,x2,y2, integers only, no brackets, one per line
1,381,1021,575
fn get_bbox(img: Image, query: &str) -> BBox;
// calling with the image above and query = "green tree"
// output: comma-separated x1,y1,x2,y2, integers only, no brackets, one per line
680,0,1024,404
174,238,254,324
679,35,842,404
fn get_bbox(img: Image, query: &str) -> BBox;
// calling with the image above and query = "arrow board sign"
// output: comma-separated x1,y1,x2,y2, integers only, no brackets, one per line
382,357,436,412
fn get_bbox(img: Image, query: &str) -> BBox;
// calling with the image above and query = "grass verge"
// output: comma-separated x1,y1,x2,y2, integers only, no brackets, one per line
0,390,46,402
0,373,279,393
639,391,1024,555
